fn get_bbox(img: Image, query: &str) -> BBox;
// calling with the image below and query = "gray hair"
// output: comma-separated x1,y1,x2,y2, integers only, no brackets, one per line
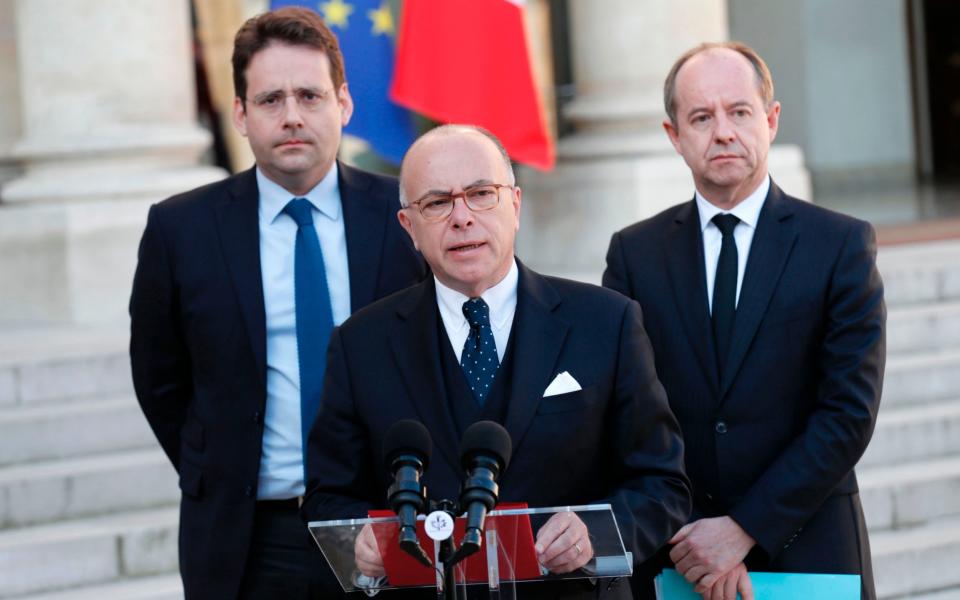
663,41,775,127
398,124,516,207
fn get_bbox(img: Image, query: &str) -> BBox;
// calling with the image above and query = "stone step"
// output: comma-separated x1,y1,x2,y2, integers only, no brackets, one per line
887,299,960,355
860,455,960,530
882,349,960,407
10,574,182,600
895,588,960,600
0,507,178,598
878,239,960,306
860,398,960,467
872,515,960,599
0,448,178,528
0,326,131,409
0,396,155,466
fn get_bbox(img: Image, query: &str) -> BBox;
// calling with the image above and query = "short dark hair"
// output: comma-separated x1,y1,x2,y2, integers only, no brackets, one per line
663,41,774,126
232,7,345,104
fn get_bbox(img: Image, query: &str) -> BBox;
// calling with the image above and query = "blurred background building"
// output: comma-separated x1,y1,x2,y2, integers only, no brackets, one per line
0,1,958,598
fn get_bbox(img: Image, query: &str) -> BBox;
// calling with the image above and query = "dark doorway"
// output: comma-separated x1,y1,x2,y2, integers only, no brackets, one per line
916,0,960,178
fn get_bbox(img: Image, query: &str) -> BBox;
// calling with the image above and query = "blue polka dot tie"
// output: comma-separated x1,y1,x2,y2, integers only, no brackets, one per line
461,298,499,406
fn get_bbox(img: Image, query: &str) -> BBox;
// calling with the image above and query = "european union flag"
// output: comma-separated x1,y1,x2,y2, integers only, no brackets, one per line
270,0,417,164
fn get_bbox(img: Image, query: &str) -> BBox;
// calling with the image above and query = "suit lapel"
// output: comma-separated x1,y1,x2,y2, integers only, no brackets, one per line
215,168,267,390
389,278,461,471
719,183,798,398
665,201,720,396
340,162,389,313
503,262,569,454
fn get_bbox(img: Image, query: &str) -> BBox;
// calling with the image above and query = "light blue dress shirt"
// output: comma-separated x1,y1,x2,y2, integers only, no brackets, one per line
256,165,351,499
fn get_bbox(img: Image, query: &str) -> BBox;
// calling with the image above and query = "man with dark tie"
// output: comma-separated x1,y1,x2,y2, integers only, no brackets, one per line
129,8,424,599
301,124,692,599
603,42,885,600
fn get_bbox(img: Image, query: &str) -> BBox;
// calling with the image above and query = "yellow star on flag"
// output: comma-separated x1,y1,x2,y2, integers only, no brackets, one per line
367,2,394,36
320,0,354,29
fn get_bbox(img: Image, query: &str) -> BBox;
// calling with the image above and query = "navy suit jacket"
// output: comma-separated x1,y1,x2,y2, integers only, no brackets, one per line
301,262,692,599
129,163,425,600
603,183,885,584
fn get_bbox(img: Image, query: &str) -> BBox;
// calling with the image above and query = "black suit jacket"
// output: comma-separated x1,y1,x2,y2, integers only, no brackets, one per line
129,163,425,600
301,262,692,599
603,183,885,586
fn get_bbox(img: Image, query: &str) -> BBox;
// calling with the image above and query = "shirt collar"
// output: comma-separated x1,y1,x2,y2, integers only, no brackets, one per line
695,175,769,232
257,162,341,225
435,258,519,331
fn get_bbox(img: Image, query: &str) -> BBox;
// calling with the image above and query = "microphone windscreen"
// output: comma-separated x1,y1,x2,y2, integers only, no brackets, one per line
460,420,512,471
383,419,432,468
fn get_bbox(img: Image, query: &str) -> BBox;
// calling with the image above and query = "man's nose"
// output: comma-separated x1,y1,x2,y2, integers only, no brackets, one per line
713,114,735,143
449,196,474,229
281,95,305,127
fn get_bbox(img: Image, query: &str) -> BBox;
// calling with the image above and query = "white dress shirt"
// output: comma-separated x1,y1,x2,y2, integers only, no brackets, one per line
256,164,351,500
435,259,518,362
696,176,769,313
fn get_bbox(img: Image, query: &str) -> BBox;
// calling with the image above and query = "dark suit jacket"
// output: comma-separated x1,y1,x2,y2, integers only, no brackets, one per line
301,262,692,599
603,182,885,591
129,163,426,600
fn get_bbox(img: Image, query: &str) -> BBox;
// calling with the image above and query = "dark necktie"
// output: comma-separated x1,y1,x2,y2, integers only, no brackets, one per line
711,213,740,374
461,298,499,406
283,198,335,468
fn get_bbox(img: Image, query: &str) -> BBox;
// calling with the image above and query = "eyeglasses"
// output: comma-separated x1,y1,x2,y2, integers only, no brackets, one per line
246,88,333,116
408,184,513,222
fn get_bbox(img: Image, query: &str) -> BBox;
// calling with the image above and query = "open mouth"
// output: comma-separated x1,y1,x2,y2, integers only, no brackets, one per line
449,242,485,253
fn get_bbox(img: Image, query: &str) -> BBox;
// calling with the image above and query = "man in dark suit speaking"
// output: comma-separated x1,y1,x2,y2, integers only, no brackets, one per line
301,125,691,598
129,8,424,599
603,42,885,599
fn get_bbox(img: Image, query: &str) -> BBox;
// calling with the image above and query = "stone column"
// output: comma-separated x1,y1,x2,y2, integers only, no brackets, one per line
516,0,810,282
0,0,225,325
0,0,22,187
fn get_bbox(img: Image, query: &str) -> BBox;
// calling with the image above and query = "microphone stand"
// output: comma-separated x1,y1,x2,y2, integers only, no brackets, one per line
432,499,461,600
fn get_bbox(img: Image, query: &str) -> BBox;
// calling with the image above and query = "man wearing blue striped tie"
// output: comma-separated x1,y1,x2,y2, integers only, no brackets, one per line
130,7,424,599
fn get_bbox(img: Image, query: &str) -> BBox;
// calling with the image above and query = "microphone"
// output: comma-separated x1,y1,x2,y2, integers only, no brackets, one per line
383,419,433,567
451,420,512,564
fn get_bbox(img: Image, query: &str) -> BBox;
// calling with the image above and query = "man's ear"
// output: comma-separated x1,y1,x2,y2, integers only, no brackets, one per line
397,208,419,251
766,101,782,143
663,119,682,154
511,186,522,232
338,83,354,127
232,97,248,137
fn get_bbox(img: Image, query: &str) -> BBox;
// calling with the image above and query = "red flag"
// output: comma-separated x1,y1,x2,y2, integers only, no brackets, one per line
391,0,555,170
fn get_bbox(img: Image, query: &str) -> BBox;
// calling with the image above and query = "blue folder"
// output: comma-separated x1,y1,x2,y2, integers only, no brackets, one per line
655,568,860,599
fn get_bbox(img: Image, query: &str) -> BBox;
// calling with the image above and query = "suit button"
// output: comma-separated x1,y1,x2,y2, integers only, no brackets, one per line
252,411,261,424
705,492,714,501
715,420,728,434
245,485,254,497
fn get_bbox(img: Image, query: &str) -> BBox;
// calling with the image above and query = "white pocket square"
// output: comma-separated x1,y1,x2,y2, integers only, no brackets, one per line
543,371,582,397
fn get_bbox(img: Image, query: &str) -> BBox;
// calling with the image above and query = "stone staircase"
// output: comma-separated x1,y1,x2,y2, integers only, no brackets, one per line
0,328,181,599
0,240,959,598
862,239,960,599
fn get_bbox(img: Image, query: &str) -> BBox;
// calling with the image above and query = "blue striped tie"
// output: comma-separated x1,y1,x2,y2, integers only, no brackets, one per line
283,198,335,470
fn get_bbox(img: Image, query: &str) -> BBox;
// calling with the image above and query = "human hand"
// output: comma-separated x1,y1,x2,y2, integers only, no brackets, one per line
703,562,753,600
535,511,593,574
354,523,385,578
668,516,754,591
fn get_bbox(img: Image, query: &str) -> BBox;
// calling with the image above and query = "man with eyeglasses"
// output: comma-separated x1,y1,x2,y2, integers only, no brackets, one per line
300,125,692,599
129,7,424,599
